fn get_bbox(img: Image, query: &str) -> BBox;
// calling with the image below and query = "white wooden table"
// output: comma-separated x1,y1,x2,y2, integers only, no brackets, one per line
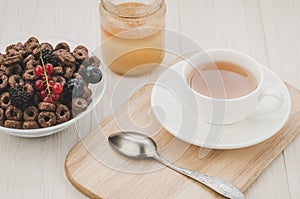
0,0,300,198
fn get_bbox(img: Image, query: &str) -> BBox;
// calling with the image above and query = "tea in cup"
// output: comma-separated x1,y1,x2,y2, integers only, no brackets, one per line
183,49,283,124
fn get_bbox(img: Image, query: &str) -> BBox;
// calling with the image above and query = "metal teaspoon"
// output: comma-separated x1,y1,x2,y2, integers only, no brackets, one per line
108,132,245,199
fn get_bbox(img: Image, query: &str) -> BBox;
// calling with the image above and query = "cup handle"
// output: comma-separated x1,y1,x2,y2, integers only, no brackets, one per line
255,88,284,115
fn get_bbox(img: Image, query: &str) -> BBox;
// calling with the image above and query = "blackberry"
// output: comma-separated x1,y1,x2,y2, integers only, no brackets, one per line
41,49,59,66
9,87,30,109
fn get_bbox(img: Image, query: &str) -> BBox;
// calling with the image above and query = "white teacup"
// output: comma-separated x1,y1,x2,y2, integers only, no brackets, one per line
182,49,283,125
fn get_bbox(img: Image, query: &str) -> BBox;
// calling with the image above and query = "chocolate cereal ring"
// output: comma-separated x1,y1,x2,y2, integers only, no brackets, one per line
9,75,25,87
72,72,83,81
0,92,10,109
38,111,56,128
0,65,8,74
23,121,39,129
25,59,40,70
5,105,22,120
6,42,27,58
23,69,38,81
38,102,56,112
73,45,89,62
15,42,24,50
23,83,35,96
60,52,76,67
53,49,75,67
52,75,66,86
72,98,88,114
55,42,70,52
7,64,22,75
0,108,4,120
4,120,22,129
64,67,73,79
23,54,35,65
0,54,6,65
32,46,41,57
53,49,66,56
4,54,22,66
41,42,53,51
24,37,39,54
33,93,41,106
5,44,17,53
83,86,92,100
6,48,20,57
56,104,71,124
23,106,39,121
3,67,10,76
0,71,8,90
53,66,64,75
24,37,39,47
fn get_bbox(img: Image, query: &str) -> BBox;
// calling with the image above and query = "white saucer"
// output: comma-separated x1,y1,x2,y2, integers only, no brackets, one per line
151,61,291,149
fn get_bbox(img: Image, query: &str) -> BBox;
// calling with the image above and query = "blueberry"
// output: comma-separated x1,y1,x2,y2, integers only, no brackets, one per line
80,65,102,84
66,78,84,98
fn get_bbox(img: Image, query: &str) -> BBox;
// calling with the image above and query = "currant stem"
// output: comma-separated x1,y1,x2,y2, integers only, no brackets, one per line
39,44,52,97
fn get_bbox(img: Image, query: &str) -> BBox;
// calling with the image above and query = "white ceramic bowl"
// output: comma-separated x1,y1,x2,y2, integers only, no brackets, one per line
0,36,106,137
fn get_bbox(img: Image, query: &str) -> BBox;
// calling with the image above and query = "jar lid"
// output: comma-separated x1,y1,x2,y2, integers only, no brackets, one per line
101,0,165,18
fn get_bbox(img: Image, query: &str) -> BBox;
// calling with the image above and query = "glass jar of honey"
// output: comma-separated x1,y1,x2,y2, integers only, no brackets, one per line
99,0,166,76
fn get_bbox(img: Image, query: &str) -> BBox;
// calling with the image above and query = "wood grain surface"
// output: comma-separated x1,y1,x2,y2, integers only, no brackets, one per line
65,83,300,199
1,0,300,198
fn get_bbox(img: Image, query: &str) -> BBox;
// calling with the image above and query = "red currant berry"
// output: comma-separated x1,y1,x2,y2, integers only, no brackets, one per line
34,80,45,90
34,65,44,76
45,63,54,75
41,75,52,81
49,80,55,87
43,96,52,103
51,93,60,101
39,90,48,99
52,82,63,94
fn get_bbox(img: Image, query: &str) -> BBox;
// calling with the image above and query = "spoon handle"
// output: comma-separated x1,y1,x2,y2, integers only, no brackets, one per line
155,156,245,199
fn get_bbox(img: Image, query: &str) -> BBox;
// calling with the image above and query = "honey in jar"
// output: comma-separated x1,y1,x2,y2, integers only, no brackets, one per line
99,0,166,76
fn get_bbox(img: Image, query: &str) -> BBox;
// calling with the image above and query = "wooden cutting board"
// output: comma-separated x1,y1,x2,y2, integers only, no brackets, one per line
65,66,300,198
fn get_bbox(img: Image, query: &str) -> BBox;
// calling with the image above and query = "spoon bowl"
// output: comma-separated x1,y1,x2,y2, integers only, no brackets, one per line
109,132,158,159
108,132,245,199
